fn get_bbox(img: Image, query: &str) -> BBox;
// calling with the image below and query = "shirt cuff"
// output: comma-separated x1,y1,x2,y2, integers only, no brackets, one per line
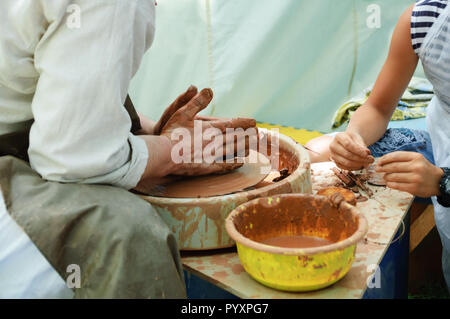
115,133,149,190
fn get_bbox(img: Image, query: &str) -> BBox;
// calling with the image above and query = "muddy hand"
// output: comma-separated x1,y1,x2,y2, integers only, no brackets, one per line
153,85,199,135
160,88,254,176
198,116,258,158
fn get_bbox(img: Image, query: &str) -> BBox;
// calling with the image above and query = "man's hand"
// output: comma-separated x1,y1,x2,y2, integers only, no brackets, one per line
153,86,253,139
160,88,257,176
329,132,375,171
136,86,225,136
376,151,444,197
153,85,199,135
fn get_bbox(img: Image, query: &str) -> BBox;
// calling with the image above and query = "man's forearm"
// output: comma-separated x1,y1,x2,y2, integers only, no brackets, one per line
138,135,175,179
347,102,392,147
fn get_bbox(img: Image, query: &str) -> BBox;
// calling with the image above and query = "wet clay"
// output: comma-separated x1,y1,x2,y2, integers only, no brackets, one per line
233,195,359,245
331,167,378,197
272,168,290,183
316,187,357,206
147,150,271,198
367,164,386,186
356,196,368,203
261,235,333,249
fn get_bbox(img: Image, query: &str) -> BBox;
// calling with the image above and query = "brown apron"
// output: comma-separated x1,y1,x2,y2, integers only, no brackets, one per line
0,96,186,298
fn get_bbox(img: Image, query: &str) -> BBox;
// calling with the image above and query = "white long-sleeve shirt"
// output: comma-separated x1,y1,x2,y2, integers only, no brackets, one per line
0,0,155,189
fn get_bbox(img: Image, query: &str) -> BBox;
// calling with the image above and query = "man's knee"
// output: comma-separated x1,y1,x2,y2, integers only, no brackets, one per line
87,188,173,245
72,189,186,298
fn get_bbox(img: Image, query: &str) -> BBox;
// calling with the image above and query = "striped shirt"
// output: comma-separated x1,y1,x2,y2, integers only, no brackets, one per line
411,0,448,53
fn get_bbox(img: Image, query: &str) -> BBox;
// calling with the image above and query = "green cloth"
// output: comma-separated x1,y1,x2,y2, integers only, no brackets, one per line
332,77,434,129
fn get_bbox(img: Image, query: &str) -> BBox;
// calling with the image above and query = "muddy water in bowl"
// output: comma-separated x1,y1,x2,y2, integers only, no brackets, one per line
225,194,368,292
261,235,333,249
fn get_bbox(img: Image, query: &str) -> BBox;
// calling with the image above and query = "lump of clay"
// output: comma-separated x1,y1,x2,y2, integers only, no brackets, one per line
316,187,357,206
367,164,386,186
272,168,290,183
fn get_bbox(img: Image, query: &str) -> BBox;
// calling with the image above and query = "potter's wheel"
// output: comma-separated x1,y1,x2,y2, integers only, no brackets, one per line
148,150,272,198
141,130,312,250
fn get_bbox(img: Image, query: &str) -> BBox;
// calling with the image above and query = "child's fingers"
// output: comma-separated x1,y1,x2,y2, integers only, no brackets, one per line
335,133,370,159
331,153,368,171
385,181,415,195
375,161,412,173
377,151,416,166
330,141,370,164
384,172,414,183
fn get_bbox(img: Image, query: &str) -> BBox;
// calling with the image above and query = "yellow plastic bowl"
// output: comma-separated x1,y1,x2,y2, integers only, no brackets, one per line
225,194,368,292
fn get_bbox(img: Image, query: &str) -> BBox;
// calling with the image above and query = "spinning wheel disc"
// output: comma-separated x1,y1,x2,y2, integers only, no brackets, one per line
148,150,271,198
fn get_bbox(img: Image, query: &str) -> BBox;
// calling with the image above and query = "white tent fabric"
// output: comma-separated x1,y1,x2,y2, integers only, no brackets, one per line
130,0,424,133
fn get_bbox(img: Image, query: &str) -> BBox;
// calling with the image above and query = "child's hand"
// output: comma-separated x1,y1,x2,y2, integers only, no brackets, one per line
329,132,374,171
376,151,444,197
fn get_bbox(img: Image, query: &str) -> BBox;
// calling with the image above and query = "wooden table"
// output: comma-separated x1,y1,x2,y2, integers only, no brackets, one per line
181,162,414,299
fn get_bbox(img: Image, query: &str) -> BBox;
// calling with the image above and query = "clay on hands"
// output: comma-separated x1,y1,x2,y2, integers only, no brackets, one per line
153,85,199,135
154,87,258,156
201,116,259,159
154,86,257,158
153,87,257,134
160,88,258,176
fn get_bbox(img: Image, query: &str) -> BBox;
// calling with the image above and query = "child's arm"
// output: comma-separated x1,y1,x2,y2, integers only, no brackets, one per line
330,4,418,171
